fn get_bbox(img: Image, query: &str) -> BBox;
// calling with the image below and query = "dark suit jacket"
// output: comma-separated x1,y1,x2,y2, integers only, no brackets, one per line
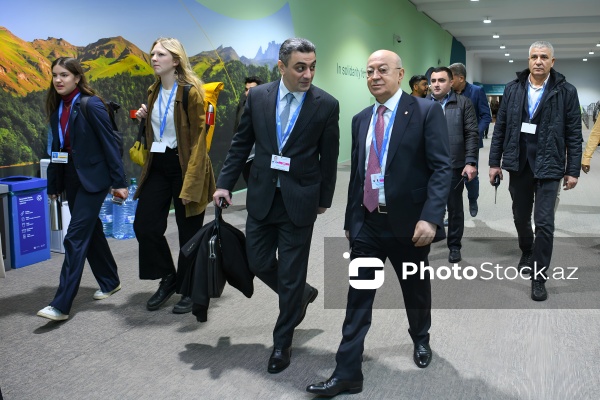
47,95,126,194
462,82,492,148
344,92,451,243
217,80,340,227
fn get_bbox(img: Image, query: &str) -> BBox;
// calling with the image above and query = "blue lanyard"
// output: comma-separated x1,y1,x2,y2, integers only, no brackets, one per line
159,82,178,141
370,100,399,169
528,80,546,121
276,91,306,154
57,93,81,149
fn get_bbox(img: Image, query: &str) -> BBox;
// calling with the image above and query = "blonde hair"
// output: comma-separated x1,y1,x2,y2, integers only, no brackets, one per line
150,37,204,97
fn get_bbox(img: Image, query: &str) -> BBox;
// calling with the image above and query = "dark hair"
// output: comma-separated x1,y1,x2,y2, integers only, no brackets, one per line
431,66,453,80
409,74,428,89
279,38,316,66
45,57,99,120
448,63,466,79
245,76,263,85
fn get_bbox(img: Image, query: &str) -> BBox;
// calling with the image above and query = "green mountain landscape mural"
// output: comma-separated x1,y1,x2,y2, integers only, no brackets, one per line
0,26,281,182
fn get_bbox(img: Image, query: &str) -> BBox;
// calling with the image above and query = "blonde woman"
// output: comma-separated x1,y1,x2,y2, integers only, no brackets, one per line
134,38,215,313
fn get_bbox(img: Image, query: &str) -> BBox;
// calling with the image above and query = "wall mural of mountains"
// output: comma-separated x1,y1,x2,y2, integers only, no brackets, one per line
0,25,281,186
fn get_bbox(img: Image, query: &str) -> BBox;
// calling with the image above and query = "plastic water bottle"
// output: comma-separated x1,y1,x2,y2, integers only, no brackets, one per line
113,178,138,239
98,193,113,237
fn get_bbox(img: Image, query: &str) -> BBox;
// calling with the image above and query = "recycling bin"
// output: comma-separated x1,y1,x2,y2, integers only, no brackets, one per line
0,176,51,268
0,183,11,271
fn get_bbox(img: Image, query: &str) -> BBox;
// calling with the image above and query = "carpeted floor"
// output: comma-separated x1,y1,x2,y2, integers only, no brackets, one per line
1,123,600,399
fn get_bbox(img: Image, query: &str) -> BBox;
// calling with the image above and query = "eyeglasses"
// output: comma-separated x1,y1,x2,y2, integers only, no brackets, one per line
366,66,401,78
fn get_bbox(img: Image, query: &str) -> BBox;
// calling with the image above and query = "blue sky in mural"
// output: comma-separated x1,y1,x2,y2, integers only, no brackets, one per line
0,0,294,57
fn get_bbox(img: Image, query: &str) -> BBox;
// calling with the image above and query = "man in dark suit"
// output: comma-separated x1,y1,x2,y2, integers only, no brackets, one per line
307,50,451,397
213,38,340,373
449,63,492,218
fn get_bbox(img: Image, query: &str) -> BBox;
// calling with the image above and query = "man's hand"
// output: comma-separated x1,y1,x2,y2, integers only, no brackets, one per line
489,167,503,185
345,230,350,240
213,188,232,207
112,188,129,200
317,207,327,214
462,164,477,181
181,198,192,205
412,220,436,247
582,163,591,174
563,175,578,190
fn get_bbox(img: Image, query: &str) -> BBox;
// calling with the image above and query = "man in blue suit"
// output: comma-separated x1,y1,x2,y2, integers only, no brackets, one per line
306,49,451,397
449,63,491,218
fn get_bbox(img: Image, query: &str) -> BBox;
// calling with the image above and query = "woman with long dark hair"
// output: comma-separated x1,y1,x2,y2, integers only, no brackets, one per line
134,38,215,314
38,57,127,321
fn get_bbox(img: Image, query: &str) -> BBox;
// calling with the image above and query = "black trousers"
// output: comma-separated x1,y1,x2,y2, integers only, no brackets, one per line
508,163,560,281
134,148,205,288
245,191,314,349
50,161,120,314
447,168,465,250
333,211,432,381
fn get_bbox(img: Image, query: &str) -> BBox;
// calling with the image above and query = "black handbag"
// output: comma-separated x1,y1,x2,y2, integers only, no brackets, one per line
207,206,226,298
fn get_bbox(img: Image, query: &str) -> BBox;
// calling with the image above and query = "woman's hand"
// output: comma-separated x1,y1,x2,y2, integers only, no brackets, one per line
582,163,591,174
135,104,148,120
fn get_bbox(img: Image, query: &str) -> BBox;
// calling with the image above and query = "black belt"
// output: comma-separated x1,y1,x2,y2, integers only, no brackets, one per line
367,204,387,214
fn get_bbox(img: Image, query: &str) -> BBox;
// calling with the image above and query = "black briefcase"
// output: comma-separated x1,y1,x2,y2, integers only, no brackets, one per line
207,224,226,298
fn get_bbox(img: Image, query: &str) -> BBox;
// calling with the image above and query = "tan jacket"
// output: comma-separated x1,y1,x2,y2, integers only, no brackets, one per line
134,81,216,217
582,118,600,166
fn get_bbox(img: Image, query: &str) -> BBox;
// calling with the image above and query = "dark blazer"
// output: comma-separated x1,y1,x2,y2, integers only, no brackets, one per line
344,92,452,243
462,81,492,145
217,80,340,227
47,95,126,194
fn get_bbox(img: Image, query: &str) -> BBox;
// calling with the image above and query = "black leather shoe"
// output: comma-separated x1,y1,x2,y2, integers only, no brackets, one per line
413,343,432,368
519,251,532,274
306,377,363,397
448,249,461,263
531,280,548,301
297,287,318,326
268,347,291,373
172,296,193,314
469,200,478,217
146,274,176,311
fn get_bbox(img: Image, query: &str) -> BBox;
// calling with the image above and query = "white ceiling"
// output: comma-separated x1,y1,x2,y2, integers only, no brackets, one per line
409,0,600,62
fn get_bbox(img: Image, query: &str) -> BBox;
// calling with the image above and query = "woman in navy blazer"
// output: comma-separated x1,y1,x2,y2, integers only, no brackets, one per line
37,57,128,321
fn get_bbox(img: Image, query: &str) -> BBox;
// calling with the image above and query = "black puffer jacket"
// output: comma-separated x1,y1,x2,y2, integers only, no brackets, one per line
428,91,479,169
489,68,582,178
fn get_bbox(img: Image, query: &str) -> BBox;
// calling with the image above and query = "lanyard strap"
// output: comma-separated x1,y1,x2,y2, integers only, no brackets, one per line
528,81,546,121
371,100,399,168
57,93,81,149
159,82,178,141
276,90,306,154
